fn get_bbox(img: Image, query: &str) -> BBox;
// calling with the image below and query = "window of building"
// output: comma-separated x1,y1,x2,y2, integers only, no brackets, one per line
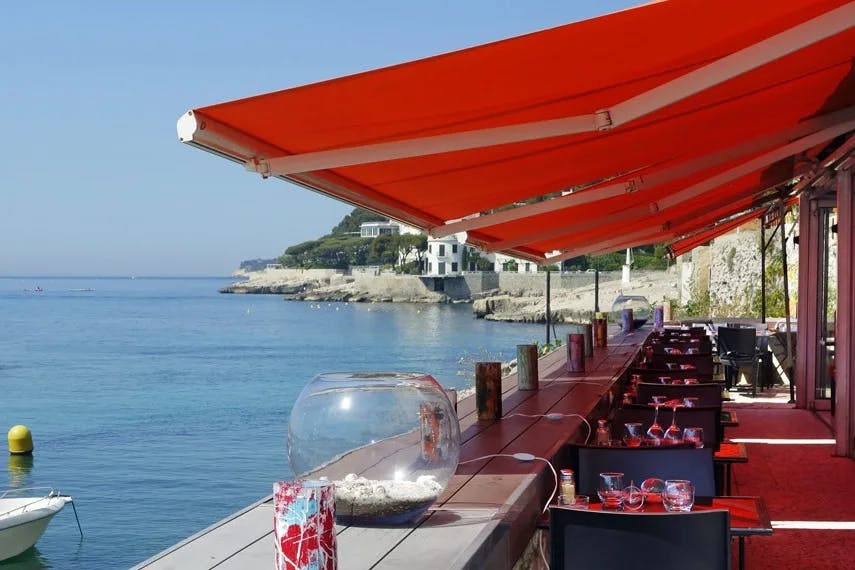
451,262,458,273
452,244,458,253
525,263,531,272
438,262,446,275
439,244,446,256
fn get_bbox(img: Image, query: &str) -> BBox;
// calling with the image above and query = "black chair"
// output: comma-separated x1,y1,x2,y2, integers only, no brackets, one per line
614,405,722,450
630,368,714,383
636,382,724,408
550,507,731,570
571,445,716,497
657,326,708,335
650,353,715,375
717,326,761,394
651,340,713,355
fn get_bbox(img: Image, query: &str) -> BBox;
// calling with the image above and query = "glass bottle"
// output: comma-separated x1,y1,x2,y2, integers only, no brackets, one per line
595,419,610,446
560,469,576,504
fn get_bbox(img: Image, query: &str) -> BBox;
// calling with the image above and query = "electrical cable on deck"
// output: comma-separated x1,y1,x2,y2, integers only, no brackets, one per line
458,453,558,513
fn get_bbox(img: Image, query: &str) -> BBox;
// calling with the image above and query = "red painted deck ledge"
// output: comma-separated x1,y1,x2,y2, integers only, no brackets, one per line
133,328,648,570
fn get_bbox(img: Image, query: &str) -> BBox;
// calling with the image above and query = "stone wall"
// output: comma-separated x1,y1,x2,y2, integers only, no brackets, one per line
708,229,762,314
348,272,441,300
678,222,801,317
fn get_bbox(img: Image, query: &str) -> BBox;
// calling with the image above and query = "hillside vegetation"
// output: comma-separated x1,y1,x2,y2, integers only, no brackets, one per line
268,207,670,272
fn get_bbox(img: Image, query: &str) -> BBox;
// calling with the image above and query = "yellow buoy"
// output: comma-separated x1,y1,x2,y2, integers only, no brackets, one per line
8,425,33,455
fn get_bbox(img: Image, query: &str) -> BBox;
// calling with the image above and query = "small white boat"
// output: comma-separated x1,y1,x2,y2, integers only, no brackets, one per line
0,488,72,561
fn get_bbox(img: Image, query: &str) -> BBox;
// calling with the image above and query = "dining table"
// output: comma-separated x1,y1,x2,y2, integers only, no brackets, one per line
721,410,739,427
543,496,771,570
714,441,749,494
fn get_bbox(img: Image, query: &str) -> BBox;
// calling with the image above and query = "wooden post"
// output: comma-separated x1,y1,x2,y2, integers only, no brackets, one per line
594,314,608,348
583,323,594,357
567,334,585,373
475,362,502,420
516,344,539,391
835,166,854,458
662,300,672,323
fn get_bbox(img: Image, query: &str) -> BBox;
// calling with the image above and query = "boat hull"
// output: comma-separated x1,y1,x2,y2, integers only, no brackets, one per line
0,496,68,561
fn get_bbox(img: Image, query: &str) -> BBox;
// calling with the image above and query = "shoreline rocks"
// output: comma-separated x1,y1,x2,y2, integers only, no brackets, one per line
220,268,451,304
221,267,682,321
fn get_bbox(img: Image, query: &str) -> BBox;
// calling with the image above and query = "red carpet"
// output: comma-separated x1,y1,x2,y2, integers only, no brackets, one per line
726,404,855,569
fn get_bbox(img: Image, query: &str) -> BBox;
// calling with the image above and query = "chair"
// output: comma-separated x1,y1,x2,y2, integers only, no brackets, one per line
650,353,715,375
550,507,731,570
571,445,716,497
630,368,714,383
651,340,713,355
717,326,761,394
636,382,724,408
613,405,723,450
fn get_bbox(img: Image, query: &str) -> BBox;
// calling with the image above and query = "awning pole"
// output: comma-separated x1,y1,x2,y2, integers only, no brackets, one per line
761,223,767,323
780,199,795,403
546,269,552,345
594,268,600,314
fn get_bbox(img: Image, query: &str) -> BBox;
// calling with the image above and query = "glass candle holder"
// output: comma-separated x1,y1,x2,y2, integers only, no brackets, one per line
610,295,653,329
288,372,461,525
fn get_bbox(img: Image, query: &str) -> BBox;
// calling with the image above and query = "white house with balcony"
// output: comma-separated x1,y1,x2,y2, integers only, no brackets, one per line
359,220,422,238
359,220,400,238
425,236,463,275
360,219,542,275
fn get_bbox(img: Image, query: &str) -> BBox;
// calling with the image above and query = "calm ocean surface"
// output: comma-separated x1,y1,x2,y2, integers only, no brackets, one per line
0,277,565,569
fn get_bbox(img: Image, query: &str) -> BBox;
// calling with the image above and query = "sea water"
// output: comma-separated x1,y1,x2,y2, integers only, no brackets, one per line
0,276,565,569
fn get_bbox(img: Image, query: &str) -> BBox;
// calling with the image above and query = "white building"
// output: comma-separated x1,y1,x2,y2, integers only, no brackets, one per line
424,238,543,275
359,221,400,238
360,219,544,276
425,236,463,275
493,253,540,274
359,220,423,238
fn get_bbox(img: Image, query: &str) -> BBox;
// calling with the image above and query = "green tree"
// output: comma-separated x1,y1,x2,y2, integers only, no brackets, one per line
368,234,398,266
395,234,428,273
464,249,494,271
329,207,386,235
280,236,373,269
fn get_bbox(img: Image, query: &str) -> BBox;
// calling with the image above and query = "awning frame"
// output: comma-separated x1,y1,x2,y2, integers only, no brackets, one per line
433,106,855,238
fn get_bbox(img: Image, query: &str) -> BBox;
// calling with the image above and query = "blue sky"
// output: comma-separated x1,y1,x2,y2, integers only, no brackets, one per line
1,1,639,276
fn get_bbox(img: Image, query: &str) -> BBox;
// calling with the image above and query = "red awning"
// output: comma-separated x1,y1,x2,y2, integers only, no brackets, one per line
668,196,800,258
177,0,855,263
668,209,766,258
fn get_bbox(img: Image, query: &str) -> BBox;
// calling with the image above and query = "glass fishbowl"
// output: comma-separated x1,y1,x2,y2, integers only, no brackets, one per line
610,295,653,329
287,372,461,525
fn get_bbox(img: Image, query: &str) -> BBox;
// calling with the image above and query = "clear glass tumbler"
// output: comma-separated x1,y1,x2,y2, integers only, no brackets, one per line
598,472,625,510
662,480,695,512
683,427,704,448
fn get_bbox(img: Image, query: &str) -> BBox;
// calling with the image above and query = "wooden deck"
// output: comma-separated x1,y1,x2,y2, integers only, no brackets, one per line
134,328,648,570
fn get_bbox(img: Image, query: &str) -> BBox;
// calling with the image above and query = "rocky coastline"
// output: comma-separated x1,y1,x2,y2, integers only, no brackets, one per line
221,267,682,323
221,268,451,303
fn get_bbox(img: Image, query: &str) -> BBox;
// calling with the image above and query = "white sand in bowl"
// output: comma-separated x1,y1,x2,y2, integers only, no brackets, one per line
332,473,442,521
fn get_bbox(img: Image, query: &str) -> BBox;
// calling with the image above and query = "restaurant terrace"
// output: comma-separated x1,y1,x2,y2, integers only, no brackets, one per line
150,0,855,568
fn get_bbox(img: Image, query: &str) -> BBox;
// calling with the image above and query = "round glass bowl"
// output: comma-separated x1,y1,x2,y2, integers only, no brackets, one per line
288,372,461,525
610,295,653,329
